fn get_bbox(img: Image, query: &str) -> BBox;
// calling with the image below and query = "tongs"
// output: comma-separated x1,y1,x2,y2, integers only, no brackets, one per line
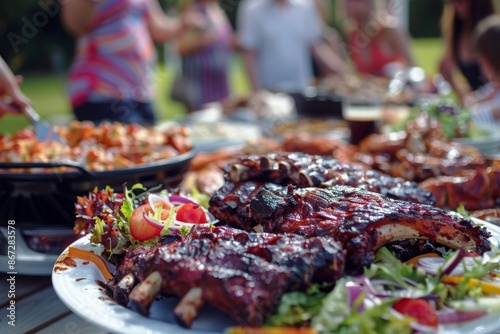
22,105,66,143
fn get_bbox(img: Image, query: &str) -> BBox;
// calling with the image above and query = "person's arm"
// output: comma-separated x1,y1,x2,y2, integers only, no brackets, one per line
237,1,261,92
177,30,216,56
309,1,348,76
384,27,416,68
311,42,349,76
148,1,194,44
241,49,260,91
322,27,348,62
177,6,216,57
439,52,471,103
0,57,30,118
60,0,99,37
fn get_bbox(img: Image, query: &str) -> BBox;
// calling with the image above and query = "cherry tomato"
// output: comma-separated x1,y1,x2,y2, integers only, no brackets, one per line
393,298,438,327
130,203,170,241
176,203,208,224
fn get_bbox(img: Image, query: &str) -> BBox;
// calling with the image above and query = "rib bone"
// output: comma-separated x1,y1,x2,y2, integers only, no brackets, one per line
127,271,162,316
230,164,250,183
173,287,204,328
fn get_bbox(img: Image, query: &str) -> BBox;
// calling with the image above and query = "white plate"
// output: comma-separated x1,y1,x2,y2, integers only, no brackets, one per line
187,121,261,152
52,220,500,334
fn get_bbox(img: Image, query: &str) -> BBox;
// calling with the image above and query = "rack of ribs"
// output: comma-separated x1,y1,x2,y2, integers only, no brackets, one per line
107,226,345,328
209,183,491,272
226,152,436,205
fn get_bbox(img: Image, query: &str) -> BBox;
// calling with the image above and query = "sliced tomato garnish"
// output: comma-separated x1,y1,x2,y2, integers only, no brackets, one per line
393,298,438,327
176,203,208,224
130,203,169,241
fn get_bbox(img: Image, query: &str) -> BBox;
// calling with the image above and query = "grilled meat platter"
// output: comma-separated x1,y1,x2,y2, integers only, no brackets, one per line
109,226,345,328
188,114,500,213
59,151,500,333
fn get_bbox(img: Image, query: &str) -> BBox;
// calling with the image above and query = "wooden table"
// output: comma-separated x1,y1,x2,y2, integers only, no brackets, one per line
0,274,109,334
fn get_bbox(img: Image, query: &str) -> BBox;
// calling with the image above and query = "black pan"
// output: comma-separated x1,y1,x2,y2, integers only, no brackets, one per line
0,150,196,183
0,150,196,227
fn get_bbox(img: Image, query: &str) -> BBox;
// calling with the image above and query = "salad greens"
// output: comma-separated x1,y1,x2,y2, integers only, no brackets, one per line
420,99,472,138
401,98,486,139
266,285,326,327
313,282,412,334
90,183,164,253
74,183,211,261
267,247,500,333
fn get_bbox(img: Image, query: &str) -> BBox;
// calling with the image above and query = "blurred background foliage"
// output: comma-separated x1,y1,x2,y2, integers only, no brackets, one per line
0,0,461,72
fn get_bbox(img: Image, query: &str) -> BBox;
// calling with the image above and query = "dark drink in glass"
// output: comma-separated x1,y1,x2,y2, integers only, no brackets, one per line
342,100,382,145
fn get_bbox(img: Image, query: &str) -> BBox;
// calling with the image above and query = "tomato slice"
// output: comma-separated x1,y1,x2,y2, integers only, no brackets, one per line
392,298,438,327
130,203,170,241
176,203,208,224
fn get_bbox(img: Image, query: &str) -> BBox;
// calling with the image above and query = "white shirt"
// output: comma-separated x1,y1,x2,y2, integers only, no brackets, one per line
238,0,321,92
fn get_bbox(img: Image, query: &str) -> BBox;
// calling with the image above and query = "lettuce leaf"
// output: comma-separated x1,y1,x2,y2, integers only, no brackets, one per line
265,285,326,327
311,278,412,334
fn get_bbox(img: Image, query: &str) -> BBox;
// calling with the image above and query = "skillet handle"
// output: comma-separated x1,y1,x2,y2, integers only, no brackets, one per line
0,161,92,176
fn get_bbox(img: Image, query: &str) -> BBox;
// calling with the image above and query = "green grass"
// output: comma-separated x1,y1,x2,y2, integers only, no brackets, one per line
0,38,440,133
411,38,443,76
1,73,70,133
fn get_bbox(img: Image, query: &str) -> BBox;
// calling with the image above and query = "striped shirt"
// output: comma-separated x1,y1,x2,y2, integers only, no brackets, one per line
68,0,155,107
470,83,500,126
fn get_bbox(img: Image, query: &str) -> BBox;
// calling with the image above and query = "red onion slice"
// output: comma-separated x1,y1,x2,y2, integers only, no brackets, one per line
148,193,172,211
142,210,165,231
414,249,480,276
441,248,467,277
346,281,364,312
169,194,197,205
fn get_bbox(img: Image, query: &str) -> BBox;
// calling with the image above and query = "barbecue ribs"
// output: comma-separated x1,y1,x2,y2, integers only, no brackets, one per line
226,152,436,205
107,226,345,328
209,183,491,271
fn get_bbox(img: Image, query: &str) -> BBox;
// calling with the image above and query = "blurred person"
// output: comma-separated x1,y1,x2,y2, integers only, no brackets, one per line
465,15,500,125
343,0,415,77
439,0,495,103
61,0,197,125
174,0,233,112
237,0,345,93
0,56,30,118
312,0,348,78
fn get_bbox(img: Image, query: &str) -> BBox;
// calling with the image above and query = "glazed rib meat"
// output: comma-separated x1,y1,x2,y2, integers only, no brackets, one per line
209,183,491,272
227,152,436,205
107,226,345,328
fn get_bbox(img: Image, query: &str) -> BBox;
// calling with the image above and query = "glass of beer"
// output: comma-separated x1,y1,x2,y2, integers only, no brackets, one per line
342,97,382,145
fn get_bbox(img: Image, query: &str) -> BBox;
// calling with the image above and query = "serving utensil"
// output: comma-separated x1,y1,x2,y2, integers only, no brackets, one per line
22,105,65,143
